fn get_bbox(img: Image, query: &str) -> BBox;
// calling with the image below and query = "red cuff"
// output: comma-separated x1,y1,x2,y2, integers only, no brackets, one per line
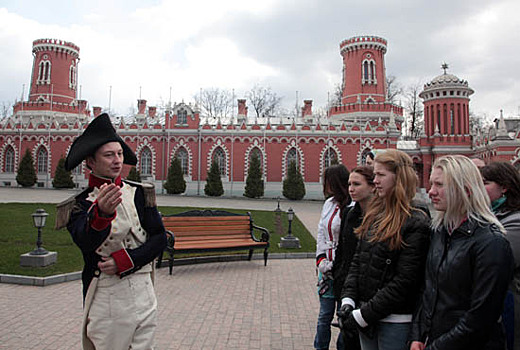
316,256,326,267
111,249,134,275
90,205,116,231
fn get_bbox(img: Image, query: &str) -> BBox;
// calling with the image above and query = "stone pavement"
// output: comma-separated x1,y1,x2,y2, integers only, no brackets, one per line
0,259,341,349
0,187,337,349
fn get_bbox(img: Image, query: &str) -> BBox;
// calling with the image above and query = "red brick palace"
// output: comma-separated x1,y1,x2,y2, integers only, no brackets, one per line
0,36,519,199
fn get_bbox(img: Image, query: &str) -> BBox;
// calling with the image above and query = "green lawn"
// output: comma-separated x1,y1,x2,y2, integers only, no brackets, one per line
0,203,315,277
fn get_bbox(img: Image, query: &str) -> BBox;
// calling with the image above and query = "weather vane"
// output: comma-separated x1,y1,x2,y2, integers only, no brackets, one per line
441,62,449,74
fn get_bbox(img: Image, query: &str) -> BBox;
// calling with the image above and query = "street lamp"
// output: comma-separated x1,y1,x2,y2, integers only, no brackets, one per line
30,208,49,255
287,207,294,237
279,207,301,249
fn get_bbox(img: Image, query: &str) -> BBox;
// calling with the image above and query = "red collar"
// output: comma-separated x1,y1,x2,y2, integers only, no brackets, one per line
88,173,122,188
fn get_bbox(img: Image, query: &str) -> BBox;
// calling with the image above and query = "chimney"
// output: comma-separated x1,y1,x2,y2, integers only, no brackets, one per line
93,106,102,117
137,99,147,114
237,99,248,117
301,100,313,117
148,106,157,118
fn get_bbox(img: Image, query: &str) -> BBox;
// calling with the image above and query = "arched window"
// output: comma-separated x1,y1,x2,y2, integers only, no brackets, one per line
4,146,14,173
69,62,77,90
370,61,375,83
140,147,152,176
176,147,188,175
38,61,51,84
37,147,48,174
178,109,187,124
213,147,226,175
286,148,298,173
363,61,369,83
323,148,338,169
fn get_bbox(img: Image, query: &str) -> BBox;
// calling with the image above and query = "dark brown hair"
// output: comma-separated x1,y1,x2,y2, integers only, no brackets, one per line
480,161,520,211
323,164,351,215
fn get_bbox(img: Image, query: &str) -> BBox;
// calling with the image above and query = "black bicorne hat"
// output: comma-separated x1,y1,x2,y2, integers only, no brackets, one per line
64,113,137,171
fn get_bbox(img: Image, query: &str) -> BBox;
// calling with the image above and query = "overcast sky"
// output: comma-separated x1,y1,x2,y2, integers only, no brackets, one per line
1,0,519,121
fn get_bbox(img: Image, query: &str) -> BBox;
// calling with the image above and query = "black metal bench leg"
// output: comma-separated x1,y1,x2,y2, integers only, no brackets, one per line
169,252,174,275
264,248,268,266
248,249,253,261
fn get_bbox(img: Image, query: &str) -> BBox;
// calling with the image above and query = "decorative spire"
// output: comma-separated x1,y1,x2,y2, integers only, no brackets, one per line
441,62,449,74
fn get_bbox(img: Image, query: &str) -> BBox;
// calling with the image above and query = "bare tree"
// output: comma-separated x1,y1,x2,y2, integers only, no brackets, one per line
195,88,234,119
386,75,403,104
246,84,283,118
330,83,343,107
404,83,424,139
0,101,13,119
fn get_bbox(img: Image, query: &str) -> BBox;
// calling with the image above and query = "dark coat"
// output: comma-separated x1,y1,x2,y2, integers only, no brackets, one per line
68,180,167,299
410,219,514,350
341,208,431,325
332,202,362,301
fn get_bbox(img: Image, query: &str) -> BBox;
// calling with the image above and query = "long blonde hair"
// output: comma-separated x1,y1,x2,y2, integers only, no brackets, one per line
355,149,417,250
431,155,505,233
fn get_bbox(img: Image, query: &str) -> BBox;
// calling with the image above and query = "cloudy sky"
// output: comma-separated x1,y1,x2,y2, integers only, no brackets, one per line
1,0,519,120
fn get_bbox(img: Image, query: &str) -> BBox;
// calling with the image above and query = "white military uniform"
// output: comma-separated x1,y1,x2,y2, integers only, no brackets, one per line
82,183,156,350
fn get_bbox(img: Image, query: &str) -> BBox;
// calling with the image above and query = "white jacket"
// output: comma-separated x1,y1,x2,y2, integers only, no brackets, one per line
316,197,342,264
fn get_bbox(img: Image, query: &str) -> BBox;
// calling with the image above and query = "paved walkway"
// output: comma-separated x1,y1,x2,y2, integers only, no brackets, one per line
0,187,335,349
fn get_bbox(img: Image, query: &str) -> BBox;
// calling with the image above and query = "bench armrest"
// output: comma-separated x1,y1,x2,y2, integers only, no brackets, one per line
252,224,270,242
166,230,175,252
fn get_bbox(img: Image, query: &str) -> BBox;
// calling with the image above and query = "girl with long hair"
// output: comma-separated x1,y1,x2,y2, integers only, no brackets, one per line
481,162,520,350
339,149,431,350
410,156,514,350
314,164,352,350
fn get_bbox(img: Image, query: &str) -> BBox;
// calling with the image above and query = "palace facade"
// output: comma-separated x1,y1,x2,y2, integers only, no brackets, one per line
1,36,519,199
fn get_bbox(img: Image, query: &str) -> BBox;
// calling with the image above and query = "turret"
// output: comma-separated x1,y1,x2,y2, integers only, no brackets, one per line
339,36,387,105
29,38,80,104
420,64,474,137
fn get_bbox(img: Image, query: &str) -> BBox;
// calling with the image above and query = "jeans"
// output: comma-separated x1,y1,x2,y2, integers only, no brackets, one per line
358,322,410,350
314,296,344,349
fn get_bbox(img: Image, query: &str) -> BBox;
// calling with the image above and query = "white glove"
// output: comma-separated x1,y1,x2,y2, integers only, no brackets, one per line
318,259,333,274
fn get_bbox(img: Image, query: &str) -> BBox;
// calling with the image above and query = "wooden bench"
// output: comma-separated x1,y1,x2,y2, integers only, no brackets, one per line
158,209,270,275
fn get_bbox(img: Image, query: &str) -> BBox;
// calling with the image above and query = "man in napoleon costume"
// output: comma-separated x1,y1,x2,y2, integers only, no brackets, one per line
56,113,166,350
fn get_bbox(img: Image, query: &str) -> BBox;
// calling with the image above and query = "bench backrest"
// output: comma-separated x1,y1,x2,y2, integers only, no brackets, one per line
162,211,252,242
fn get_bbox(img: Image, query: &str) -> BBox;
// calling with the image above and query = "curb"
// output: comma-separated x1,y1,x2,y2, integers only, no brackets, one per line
1,253,315,286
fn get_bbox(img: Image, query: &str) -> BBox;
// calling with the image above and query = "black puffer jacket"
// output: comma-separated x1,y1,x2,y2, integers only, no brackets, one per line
341,208,431,325
410,219,514,350
332,202,362,301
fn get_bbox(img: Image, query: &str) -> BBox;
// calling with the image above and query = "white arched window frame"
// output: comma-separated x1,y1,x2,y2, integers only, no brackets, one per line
213,147,226,175
286,148,298,173
140,147,152,176
37,147,48,174
362,59,376,85
38,60,51,84
176,147,189,175
69,62,77,90
323,148,338,169
4,146,15,173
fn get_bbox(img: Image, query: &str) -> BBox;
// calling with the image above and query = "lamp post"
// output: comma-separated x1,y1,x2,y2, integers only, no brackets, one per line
279,207,301,249
30,208,49,255
20,208,57,267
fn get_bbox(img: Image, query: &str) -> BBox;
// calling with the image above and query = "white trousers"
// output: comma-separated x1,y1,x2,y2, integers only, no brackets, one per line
86,272,157,350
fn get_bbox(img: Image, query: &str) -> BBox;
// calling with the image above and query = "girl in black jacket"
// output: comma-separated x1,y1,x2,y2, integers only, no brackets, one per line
339,149,430,350
333,165,375,350
410,155,514,350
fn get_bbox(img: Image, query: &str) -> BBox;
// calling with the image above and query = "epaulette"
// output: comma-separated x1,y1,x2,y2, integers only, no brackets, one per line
54,189,89,230
123,179,157,208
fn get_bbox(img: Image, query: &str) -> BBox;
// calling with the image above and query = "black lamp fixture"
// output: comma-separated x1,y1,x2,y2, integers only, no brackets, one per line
287,207,294,237
30,208,49,255
279,207,300,249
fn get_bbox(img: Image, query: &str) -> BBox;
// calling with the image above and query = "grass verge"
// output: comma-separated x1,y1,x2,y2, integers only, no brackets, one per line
0,203,315,277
